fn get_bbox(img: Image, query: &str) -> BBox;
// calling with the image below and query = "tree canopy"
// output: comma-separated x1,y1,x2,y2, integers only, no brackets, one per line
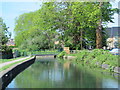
14,2,119,51
0,17,11,51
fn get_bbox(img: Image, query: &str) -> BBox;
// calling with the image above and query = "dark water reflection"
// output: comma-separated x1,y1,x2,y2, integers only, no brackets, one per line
7,58,119,88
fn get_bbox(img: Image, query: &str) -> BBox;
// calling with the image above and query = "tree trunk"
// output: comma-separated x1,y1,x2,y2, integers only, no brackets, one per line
96,2,103,49
96,19,102,49
46,33,51,49
80,30,83,50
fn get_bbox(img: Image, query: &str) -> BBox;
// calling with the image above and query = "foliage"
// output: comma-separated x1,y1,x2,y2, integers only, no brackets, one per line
0,17,11,51
0,17,13,59
9,46,17,48
57,51,66,58
14,9,56,51
14,2,119,51
2,48,13,59
69,49,118,67
13,49,59,58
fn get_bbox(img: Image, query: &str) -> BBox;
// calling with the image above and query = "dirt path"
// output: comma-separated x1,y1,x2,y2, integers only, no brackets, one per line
0,56,31,68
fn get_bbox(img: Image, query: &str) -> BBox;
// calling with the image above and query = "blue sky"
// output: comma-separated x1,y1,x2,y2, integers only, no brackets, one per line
0,1,119,39
0,2,41,38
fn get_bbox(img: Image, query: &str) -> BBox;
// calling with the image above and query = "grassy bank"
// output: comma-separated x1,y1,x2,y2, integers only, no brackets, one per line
58,49,119,72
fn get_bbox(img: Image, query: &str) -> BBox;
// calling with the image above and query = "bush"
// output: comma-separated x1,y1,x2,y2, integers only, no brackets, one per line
75,50,89,61
105,55,118,67
57,51,66,58
70,49,118,68
13,49,29,58
1,48,13,59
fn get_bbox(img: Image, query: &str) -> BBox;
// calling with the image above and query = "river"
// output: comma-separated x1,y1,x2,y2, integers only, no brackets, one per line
7,57,120,88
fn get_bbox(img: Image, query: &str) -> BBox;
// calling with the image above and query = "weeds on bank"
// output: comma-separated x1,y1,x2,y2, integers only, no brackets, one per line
58,49,119,70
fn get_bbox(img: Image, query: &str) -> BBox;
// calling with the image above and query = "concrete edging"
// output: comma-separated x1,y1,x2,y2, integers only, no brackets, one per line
0,56,36,90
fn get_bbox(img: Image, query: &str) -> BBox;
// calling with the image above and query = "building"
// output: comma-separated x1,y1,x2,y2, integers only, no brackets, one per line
106,27,120,37
6,39,15,46
106,27,120,49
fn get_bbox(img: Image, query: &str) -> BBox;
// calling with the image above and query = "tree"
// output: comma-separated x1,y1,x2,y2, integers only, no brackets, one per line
14,5,57,51
0,17,13,59
0,17,10,51
14,2,118,51
95,2,119,49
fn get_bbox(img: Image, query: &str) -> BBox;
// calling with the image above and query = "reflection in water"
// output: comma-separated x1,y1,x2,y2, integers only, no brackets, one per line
7,58,119,88
102,79,118,88
63,61,70,70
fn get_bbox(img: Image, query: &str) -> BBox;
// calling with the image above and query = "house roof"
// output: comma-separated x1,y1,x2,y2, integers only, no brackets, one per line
6,39,15,46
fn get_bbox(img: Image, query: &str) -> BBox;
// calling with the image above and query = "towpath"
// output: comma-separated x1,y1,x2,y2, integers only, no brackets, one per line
0,56,30,68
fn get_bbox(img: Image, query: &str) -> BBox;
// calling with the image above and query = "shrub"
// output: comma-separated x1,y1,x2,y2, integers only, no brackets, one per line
70,49,118,68
57,51,66,58
1,48,13,59
76,50,89,60
105,55,118,67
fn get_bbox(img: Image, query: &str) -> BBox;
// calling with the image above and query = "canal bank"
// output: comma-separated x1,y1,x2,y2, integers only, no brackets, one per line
63,55,120,74
0,56,36,90
57,49,120,74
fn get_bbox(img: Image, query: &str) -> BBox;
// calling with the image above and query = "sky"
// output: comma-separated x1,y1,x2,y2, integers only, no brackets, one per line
0,0,119,39
0,2,41,38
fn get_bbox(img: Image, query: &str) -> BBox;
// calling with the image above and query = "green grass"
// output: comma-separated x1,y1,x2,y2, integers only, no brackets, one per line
0,57,33,72
0,56,25,64
57,51,66,58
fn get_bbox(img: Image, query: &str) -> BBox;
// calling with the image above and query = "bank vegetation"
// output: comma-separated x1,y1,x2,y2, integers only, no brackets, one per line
57,49,119,73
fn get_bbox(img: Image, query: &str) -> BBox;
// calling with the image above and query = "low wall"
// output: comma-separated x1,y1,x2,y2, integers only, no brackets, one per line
0,56,36,90
63,56,76,60
36,55,57,59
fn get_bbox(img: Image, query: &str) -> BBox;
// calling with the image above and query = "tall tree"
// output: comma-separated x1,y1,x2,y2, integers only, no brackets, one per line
0,17,10,51
14,2,118,51
95,2,119,48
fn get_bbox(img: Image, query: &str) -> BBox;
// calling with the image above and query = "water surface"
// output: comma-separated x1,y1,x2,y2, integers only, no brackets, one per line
7,58,120,88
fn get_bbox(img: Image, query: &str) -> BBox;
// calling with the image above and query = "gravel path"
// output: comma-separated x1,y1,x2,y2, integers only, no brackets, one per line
0,56,30,68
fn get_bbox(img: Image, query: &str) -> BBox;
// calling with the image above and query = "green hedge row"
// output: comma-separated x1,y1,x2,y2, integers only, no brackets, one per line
13,50,30,57
13,49,60,58
1,49,13,59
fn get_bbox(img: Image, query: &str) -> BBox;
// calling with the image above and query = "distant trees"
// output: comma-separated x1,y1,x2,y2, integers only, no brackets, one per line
14,10,56,51
0,17,11,51
14,2,118,51
0,17,13,59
